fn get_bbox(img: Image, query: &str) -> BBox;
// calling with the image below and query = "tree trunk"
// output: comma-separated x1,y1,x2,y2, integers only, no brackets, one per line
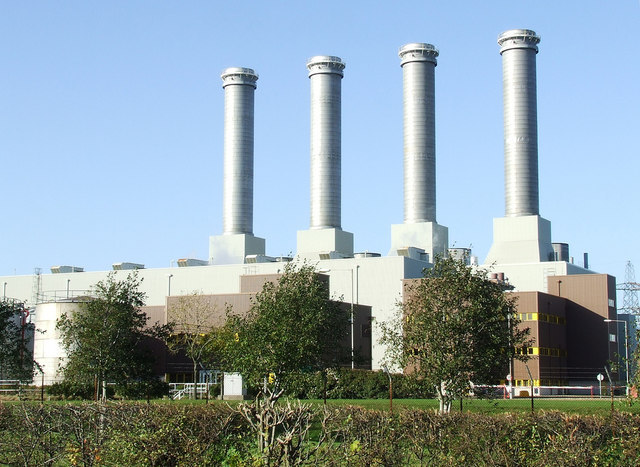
438,381,452,413
193,361,198,399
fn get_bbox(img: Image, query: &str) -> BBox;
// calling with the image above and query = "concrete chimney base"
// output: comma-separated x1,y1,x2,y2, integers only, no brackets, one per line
296,228,354,261
484,215,554,265
209,233,266,265
389,222,448,263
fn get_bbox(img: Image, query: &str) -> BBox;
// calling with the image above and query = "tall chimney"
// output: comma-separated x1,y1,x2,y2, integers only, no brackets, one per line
498,29,541,217
307,56,345,230
389,43,448,261
221,67,258,235
484,29,553,268
399,43,438,224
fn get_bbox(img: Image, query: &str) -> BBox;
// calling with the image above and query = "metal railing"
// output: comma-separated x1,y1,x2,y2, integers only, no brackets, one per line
168,383,212,400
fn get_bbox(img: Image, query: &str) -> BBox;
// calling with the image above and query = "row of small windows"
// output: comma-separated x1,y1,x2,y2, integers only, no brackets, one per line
515,347,568,358
505,379,567,387
517,312,566,325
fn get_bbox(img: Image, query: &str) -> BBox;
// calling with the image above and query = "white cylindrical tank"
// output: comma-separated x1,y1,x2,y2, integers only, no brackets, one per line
307,56,345,230
399,43,438,224
32,300,85,385
498,29,541,217
221,67,259,235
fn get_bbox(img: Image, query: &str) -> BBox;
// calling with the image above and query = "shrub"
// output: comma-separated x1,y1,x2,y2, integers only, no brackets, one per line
46,381,114,400
114,379,170,400
1,402,640,465
284,368,435,399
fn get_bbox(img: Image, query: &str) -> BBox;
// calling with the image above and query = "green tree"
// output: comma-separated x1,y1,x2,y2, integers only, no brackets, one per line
0,299,36,381
57,272,165,393
224,261,350,398
381,256,531,413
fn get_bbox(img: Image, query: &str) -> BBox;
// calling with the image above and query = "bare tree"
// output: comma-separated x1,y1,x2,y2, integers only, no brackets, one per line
166,292,226,398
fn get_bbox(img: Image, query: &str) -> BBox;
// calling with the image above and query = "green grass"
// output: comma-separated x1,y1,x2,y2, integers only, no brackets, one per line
297,397,640,415
5,395,640,416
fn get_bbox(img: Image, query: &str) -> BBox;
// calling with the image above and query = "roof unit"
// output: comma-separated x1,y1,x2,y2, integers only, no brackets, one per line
354,252,381,259
396,247,429,262
112,262,145,271
51,266,84,274
245,254,276,264
177,258,209,267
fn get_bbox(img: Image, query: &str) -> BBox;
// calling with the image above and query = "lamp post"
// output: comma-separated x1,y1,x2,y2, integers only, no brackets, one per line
167,274,173,297
604,318,629,396
3,282,6,300
318,266,359,369
507,311,514,399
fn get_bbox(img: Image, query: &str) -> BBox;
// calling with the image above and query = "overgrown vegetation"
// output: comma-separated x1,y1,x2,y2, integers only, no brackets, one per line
381,255,531,412
284,368,434,399
1,402,639,465
0,298,36,381
224,261,350,395
56,272,170,398
164,292,229,398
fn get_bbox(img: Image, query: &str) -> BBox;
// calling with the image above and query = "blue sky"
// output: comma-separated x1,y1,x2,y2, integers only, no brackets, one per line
1,1,639,291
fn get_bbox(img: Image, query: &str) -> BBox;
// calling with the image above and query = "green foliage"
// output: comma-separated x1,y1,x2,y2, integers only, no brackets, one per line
224,261,350,393
381,255,531,412
1,403,640,465
115,379,170,400
46,380,110,400
0,299,36,381
56,272,168,387
284,368,434,399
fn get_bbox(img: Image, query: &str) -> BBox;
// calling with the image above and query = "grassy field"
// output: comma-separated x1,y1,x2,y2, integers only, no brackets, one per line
307,397,640,415
128,396,640,415
3,395,639,416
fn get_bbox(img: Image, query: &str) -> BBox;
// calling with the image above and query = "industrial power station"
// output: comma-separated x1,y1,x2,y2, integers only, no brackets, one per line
1,29,625,395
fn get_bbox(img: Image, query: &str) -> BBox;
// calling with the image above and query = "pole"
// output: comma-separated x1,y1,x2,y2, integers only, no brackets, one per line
389,376,393,413
604,319,630,396
624,321,629,396
508,312,514,400
350,269,354,369
383,366,393,413
525,364,534,414
604,365,614,413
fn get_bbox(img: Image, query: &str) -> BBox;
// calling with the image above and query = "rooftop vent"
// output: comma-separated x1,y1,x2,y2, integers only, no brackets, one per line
51,266,84,274
354,252,381,259
245,255,276,264
112,262,145,271
177,258,209,267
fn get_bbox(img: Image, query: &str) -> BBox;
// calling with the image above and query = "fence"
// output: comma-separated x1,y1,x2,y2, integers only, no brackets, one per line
168,382,215,400
0,380,21,395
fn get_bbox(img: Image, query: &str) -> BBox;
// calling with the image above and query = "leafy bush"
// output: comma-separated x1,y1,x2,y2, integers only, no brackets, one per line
47,381,114,400
284,368,434,399
114,379,170,400
1,402,639,465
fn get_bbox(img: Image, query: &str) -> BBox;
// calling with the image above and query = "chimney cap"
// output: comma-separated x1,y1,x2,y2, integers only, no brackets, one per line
498,29,540,53
307,55,345,77
399,43,439,66
221,67,259,88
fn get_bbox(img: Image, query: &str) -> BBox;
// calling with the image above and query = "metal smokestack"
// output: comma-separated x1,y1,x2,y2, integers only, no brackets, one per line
399,43,438,224
221,67,258,235
498,29,541,217
307,56,345,230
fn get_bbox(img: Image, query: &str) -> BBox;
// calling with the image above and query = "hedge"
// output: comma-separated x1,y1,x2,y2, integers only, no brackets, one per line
1,402,639,465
